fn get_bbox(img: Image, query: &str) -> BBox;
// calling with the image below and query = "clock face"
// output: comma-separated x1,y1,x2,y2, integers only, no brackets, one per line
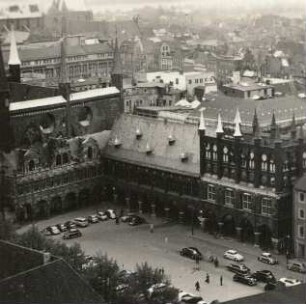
223,146,228,153
262,154,267,161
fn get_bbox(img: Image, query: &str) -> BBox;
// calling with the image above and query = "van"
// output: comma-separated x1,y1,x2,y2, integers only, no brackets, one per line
287,260,306,273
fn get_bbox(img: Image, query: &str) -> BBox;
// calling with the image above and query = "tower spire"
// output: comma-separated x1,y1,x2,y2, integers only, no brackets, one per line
111,28,123,91
270,111,278,138
252,109,260,137
216,112,224,134
8,25,21,83
290,113,297,139
198,108,206,131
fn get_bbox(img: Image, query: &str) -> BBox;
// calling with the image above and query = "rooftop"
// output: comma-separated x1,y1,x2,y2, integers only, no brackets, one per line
223,82,274,92
70,86,119,101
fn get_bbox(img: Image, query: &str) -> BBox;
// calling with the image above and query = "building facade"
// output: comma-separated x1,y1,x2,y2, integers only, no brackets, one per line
293,175,306,259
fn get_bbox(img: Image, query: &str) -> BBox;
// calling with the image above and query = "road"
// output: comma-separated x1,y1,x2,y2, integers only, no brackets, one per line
18,206,306,303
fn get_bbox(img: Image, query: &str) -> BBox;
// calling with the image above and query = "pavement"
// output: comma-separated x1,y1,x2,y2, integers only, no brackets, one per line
16,204,306,303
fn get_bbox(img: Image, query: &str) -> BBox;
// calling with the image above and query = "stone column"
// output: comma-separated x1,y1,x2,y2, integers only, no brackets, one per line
138,201,143,214
236,226,242,241
254,231,261,247
125,197,131,213
179,211,184,224
164,207,170,220
151,203,156,217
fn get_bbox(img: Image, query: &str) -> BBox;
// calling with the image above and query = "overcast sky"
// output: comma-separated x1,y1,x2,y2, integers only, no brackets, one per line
0,0,305,13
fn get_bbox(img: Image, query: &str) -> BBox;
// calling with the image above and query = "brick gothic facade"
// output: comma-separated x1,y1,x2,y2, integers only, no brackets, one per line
100,112,306,251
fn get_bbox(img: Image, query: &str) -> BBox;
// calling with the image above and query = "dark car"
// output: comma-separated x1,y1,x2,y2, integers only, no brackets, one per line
252,270,276,283
227,263,250,275
56,223,67,232
179,247,203,260
64,221,76,229
233,274,257,286
121,213,136,223
128,215,146,226
63,228,82,239
264,282,277,291
88,215,99,223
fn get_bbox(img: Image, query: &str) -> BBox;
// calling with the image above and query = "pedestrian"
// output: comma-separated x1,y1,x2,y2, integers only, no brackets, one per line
205,273,210,284
150,223,154,233
214,257,219,268
195,281,200,292
220,275,223,286
115,217,119,224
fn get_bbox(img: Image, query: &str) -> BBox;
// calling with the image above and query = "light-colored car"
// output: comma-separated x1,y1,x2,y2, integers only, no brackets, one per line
97,211,108,221
287,260,306,273
223,250,244,262
279,278,302,287
74,217,89,227
105,209,116,219
43,226,61,236
147,283,167,297
258,252,278,265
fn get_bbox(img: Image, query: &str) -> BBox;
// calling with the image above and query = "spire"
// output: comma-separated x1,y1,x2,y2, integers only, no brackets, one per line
112,32,122,75
198,108,206,131
270,111,278,138
8,27,21,66
234,119,242,137
252,109,260,137
234,108,242,125
216,112,224,134
290,113,297,139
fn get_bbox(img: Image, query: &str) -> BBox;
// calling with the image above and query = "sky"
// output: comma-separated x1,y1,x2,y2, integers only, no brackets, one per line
0,0,305,14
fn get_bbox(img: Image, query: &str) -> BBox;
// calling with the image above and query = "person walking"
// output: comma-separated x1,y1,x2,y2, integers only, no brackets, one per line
220,275,223,286
195,281,200,292
205,273,210,284
214,257,219,268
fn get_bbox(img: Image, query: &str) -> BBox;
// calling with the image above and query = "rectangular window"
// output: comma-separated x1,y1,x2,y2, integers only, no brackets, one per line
299,209,305,219
242,193,253,211
261,198,273,215
188,80,192,84
298,225,304,238
207,185,216,202
225,189,234,206
300,192,305,203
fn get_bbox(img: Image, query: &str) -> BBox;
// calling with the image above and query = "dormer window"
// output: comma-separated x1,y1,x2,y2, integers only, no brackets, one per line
114,136,121,148
136,127,142,139
168,134,176,145
180,152,188,162
145,143,152,155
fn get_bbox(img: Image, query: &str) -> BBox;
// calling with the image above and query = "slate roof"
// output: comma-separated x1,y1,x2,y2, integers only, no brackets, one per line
103,114,200,176
189,93,306,128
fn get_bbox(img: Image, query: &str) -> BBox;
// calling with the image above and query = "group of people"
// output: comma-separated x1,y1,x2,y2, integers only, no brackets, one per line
195,274,223,292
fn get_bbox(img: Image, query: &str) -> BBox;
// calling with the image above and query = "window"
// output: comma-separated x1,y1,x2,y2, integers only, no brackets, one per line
189,79,192,84
207,185,216,201
298,225,304,238
223,146,228,162
262,198,274,215
88,147,93,160
242,193,253,211
261,154,268,171
225,189,234,206
212,145,217,161
303,152,306,168
299,209,305,219
299,192,305,203
175,78,179,84
269,159,275,173
56,154,62,166
28,160,35,172
63,153,69,164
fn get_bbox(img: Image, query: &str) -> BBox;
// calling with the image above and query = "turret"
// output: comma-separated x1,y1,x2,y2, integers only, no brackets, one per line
8,26,21,83
252,109,260,138
290,113,297,139
270,111,278,139
111,33,123,91
215,112,224,136
233,108,242,137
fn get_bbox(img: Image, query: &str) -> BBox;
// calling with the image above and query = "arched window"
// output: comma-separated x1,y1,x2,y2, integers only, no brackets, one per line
88,147,93,160
205,144,211,159
56,154,62,166
269,159,275,173
249,152,255,169
303,152,306,168
212,145,217,161
29,160,35,171
63,153,69,164
223,146,228,162
261,154,268,171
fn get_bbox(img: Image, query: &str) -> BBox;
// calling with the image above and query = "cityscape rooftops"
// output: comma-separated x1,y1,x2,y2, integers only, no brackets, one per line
0,3,42,20
223,82,274,92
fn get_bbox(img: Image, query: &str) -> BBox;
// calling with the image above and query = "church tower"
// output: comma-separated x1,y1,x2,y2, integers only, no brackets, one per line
111,34,123,91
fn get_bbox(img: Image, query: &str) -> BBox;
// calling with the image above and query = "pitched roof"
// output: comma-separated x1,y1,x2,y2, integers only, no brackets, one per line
103,114,200,176
70,86,119,101
8,30,21,65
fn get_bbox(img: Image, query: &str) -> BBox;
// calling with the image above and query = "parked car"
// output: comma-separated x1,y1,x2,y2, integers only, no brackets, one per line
74,217,89,228
233,274,257,286
264,281,277,291
129,215,146,226
88,215,99,223
252,270,276,283
287,260,306,273
56,223,67,232
178,291,204,303
43,226,61,236
258,252,278,265
64,221,76,229
227,263,250,275
97,211,108,221
223,250,244,262
63,228,82,239
147,283,167,297
105,209,116,219
179,247,203,261
279,277,302,287
121,213,136,223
